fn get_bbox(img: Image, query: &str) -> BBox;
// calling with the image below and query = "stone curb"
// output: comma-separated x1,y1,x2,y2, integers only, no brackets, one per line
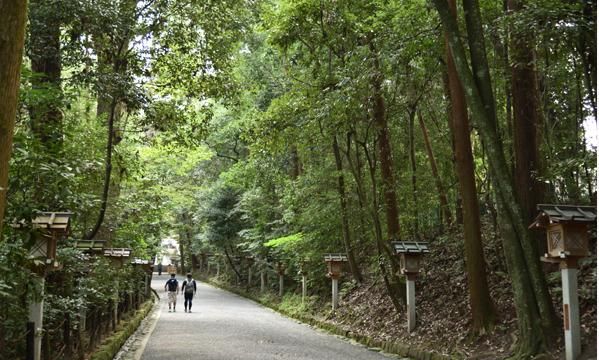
89,298,155,360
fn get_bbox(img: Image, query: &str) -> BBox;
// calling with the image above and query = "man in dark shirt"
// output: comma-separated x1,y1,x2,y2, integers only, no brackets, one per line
182,273,197,313
164,273,179,312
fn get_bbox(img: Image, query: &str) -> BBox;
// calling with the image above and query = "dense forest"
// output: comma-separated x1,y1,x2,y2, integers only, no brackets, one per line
0,0,596,359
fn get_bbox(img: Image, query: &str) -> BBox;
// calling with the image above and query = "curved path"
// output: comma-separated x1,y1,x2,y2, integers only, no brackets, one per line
141,274,401,360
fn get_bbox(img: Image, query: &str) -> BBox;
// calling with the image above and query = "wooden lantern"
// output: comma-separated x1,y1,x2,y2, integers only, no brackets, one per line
529,204,596,360
131,258,153,274
392,241,430,276
529,204,595,261
103,248,132,267
74,239,106,255
323,253,348,279
14,212,73,268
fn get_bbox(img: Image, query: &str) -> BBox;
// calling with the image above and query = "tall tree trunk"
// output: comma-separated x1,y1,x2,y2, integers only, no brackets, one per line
0,0,28,232
408,107,419,238
433,0,558,355
369,44,401,241
508,0,544,224
84,98,117,240
28,0,63,154
441,69,463,226
360,138,405,313
332,135,363,283
444,0,495,333
418,111,452,226
577,0,596,120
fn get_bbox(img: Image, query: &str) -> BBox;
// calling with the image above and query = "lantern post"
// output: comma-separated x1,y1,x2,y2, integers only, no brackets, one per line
392,241,430,332
15,212,72,360
324,254,348,312
530,204,595,360
246,256,255,287
299,261,308,305
276,261,286,297
259,258,267,293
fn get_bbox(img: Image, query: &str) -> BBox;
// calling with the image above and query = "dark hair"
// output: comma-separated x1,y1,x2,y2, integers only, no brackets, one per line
186,273,192,277
170,273,176,277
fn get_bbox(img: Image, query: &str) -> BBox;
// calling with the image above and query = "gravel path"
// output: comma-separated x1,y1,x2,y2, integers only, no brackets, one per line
140,274,400,360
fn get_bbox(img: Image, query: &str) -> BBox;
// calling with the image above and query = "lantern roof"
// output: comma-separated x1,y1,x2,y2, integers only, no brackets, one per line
103,248,132,258
323,253,348,262
392,241,430,254
13,212,73,233
131,258,151,265
74,239,106,253
529,204,596,229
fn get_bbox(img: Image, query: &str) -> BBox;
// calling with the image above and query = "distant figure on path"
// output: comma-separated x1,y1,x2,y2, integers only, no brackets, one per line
164,273,179,312
157,263,163,276
182,273,197,313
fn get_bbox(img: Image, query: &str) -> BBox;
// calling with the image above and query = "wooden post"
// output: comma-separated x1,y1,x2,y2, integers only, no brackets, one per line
406,275,416,332
302,275,307,304
260,270,266,293
248,266,253,287
27,277,45,360
207,262,211,274
331,277,339,311
561,263,581,360
278,274,284,297
216,261,220,277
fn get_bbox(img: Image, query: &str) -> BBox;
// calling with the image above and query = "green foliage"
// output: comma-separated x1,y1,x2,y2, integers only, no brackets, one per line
263,232,304,249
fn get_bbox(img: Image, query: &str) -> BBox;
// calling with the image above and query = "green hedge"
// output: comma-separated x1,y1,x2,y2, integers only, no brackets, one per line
89,298,155,360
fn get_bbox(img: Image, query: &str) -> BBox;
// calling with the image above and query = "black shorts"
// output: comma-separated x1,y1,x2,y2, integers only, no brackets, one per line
184,292,194,301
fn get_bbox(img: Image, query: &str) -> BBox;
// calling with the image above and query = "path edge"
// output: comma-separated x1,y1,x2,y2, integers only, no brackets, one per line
196,275,460,360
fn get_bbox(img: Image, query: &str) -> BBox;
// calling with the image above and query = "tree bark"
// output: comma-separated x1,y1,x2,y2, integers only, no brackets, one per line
433,0,558,354
332,135,363,283
84,98,117,240
0,0,28,232
443,0,495,333
28,0,63,154
418,111,452,227
408,107,419,237
370,43,401,241
508,0,544,224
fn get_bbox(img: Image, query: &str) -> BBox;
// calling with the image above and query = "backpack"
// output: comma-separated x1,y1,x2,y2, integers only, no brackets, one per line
166,278,178,291
184,279,195,294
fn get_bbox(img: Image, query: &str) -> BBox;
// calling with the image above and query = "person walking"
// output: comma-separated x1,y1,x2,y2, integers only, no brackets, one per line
164,273,179,312
182,273,197,313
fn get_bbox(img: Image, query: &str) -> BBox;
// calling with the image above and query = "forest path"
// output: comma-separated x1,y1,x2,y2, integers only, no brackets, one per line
140,274,401,360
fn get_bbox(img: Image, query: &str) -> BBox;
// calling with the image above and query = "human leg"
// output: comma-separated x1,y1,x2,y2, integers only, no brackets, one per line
184,293,193,312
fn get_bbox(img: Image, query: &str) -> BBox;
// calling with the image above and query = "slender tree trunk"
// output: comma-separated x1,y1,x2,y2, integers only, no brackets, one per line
224,247,242,279
370,43,401,241
508,0,544,224
332,135,363,283
444,0,495,333
418,111,452,226
408,108,419,238
0,0,28,232
84,98,117,240
28,0,63,154
462,0,557,339
178,231,186,273
433,0,558,354
441,69,463,226
359,138,405,313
